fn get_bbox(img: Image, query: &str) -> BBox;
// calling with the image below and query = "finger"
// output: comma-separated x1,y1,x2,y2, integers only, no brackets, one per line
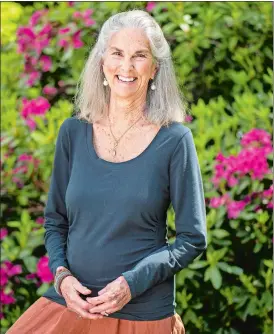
86,294,110,306
71,291,94,311
88,301,115,314
73,307,104,320
98,287,107,295
73,282,91,295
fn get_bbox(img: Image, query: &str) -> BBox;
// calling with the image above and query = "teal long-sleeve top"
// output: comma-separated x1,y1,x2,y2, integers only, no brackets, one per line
42,117,207,321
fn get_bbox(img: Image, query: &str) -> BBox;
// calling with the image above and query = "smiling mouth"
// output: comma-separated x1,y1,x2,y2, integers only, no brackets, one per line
116,75,137,82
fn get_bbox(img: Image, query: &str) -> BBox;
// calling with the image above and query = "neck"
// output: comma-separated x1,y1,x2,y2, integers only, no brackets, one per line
107,94,147,126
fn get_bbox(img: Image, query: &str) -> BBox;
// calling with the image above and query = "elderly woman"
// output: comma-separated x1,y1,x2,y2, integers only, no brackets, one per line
8,9,207,334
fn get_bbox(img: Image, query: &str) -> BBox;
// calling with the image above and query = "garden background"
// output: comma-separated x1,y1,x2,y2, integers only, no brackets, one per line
1,1,273,333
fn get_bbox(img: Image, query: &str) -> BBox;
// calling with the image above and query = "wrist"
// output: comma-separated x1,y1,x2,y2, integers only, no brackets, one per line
54,268,72,296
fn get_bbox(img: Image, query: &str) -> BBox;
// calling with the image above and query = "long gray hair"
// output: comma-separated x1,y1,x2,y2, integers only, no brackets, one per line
74,9,188,126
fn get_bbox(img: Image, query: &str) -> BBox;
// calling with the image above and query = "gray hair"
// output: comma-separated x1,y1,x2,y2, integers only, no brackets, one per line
74,9,188,126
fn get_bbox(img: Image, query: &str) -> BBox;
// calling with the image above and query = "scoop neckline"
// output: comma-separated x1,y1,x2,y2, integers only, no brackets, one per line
86,122,166,166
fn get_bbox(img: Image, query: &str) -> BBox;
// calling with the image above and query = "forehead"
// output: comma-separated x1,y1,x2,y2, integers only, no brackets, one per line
107,28,151,51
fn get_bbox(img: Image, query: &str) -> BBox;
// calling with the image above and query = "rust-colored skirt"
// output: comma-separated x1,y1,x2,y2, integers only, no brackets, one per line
7,297,185,334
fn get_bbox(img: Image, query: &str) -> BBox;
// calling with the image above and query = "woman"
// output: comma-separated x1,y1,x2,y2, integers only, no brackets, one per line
8,9,207,334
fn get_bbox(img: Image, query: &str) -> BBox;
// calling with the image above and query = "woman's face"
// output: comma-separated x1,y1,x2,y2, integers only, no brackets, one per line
102,28,157,100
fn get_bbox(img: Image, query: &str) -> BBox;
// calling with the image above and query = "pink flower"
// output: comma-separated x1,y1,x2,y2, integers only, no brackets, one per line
26,71,41,87
185,115,193,123
146,2,156,12
11,177,25,188
83,9,94,18
36,217,45,225
59,27,71,34
21,96,50,119
0,290,15,305
29,10,47,27
209,194,230,208
84,18,96,27
68,1,75,7
43,85,58,95
25,273,37,280
20,96,50,130
18,153,33,162
72,11,82,19
26,118,37,130
58,38,69,49
36,256,54,283
40,55,52,72
0,228,8,240
16,27,36,53
72,30,84,48
0,271,8,287
72,8,95,27
227,200,247,219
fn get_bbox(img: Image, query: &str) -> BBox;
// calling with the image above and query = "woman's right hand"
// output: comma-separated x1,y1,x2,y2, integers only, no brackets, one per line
60,276,104,320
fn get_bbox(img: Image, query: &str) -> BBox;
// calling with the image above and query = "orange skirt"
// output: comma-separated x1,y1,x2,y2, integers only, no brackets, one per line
7,297,185,334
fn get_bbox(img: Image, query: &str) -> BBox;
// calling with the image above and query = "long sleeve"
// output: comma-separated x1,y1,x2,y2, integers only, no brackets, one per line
43,120,70,276
122,130,207,299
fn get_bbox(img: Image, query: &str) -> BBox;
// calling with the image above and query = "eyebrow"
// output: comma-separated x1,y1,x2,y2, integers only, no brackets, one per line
109,46,150,54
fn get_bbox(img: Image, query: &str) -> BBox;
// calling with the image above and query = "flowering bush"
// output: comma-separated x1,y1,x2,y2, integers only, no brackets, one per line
1,1,272,333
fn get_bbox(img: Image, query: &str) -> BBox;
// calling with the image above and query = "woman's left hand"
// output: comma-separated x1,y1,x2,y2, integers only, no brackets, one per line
86,276,132,316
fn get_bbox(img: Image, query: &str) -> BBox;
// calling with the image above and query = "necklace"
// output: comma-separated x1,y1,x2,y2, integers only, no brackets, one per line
108,112,144,157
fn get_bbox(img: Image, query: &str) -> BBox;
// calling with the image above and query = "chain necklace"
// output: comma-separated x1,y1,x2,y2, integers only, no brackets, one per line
108,112,144,157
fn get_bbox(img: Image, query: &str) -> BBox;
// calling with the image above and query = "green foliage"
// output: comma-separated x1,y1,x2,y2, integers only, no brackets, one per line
1,2,272,333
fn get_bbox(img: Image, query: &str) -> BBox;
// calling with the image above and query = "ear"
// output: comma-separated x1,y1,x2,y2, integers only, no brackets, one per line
151,66,159,80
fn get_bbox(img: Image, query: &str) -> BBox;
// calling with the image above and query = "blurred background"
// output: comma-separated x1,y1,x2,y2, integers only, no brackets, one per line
0,1,273,333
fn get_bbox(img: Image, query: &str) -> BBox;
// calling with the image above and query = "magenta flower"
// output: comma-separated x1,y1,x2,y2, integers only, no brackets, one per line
68,1,75,6
21,96,50,118
26,71,41,87
36,217,45,225
209,194,230,208
36,256,54,283
72,30,84,48
227,200,248,219
212,129,272,188
40,55,52,72
84,18,96,27
59,27,71,34
25,273,37,280
72,11,82,19
43,85,58,95
18,153,33,162
0,271,8,287
0,228,8,240
146,2,156,12
20,96,50,130
29,10,48,27
16,26,36,53
0,290,15,305
58,38,69,49
72,8,96,27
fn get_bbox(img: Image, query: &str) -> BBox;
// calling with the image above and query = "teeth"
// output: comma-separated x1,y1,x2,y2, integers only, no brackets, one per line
117,75,136,82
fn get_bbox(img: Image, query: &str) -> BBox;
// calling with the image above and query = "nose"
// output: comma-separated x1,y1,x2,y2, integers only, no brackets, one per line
120,56,134,71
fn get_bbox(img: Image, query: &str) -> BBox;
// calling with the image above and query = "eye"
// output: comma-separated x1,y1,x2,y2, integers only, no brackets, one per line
112,52,122,56
135,54,146,58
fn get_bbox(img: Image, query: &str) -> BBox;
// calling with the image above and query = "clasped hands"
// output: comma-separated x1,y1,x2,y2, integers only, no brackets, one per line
60,275,132,320
86,276,132,318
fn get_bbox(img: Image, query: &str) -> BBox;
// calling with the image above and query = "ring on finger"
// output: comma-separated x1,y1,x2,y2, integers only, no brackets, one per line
102,311,109,316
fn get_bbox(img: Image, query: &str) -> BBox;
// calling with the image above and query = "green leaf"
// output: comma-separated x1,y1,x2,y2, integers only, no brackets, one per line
23,256,37,272
218,262,243,275
208,266,222,289
189,260,208,269
211,229,230,239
